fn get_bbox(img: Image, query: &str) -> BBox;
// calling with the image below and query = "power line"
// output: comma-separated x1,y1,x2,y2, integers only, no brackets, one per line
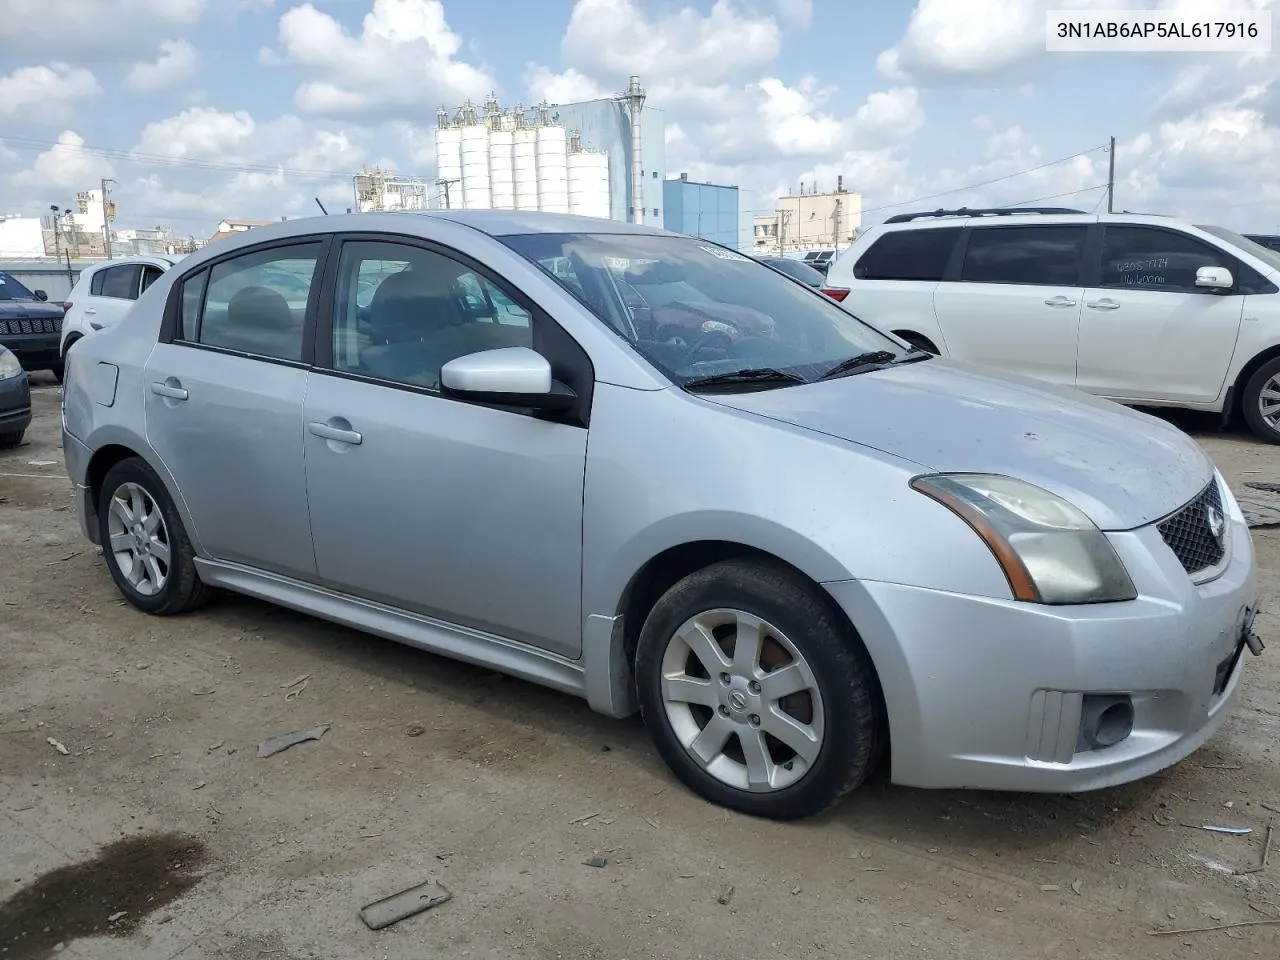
998,183,1109,208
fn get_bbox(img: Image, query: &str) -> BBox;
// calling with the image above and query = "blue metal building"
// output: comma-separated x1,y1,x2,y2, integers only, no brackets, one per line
549,98,666,228
662,176,740,248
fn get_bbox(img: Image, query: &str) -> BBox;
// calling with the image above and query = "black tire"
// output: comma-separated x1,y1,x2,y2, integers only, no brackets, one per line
635,559,883,820
1242,357,1280,444
0,429,24,448
893,331,937,354
48,362,64,384
97,456,213,615
61,334,81,358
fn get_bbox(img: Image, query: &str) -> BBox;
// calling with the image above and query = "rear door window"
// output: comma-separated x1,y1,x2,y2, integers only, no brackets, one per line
99,264,142,299
960,226,1086,286
854,228,961,281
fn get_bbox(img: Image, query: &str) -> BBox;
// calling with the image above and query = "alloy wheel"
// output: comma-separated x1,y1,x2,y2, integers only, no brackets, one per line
659,608,825,793
1260,374,1280,429
106,481,171,597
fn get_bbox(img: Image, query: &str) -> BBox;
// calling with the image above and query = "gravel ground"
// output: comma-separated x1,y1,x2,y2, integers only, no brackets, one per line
2,376,1279,960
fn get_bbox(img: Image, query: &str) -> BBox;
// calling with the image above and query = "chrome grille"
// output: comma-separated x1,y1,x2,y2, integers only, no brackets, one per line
1156,482,1226,576
0,316,61,335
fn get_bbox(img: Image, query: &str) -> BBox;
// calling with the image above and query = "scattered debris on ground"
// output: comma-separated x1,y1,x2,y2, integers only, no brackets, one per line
257,723,331,758
359,880,451,930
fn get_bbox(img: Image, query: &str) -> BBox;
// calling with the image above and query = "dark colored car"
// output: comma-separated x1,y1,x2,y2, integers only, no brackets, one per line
1245,234,1280,253
0,271,66,380
758,256,827,288
0,343,32,447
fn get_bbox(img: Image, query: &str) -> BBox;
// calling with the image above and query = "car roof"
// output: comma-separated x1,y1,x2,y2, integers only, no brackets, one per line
424,209,675,238
85,254,181,271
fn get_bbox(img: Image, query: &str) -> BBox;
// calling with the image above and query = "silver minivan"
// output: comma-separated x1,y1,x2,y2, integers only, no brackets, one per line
62,211,1261,820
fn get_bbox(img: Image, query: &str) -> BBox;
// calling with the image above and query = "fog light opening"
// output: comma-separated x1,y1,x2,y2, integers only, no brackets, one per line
1077,694,1134,752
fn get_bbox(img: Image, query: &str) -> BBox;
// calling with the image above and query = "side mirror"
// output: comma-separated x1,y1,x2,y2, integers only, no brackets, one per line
440,347,577,412
33,289,48,301
1195,266,1233,290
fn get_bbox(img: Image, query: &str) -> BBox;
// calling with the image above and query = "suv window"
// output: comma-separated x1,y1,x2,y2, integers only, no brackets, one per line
177,242,320,361
98,264,142,300
854,228,961,282
141,265,165,293
330,240,532,390
961,225,1085,286
1099,226,1229,294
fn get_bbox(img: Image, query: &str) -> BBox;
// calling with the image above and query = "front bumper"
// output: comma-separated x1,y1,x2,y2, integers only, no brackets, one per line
827,513,1257,793
0,331,62,370
0,373,32,436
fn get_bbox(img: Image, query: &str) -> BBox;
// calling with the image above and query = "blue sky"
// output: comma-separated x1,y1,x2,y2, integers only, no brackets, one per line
0,0,1277,238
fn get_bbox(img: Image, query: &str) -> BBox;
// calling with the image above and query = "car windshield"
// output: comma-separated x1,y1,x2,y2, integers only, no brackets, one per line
1197,224,1280,274
0,272,36,301
500,232,909,387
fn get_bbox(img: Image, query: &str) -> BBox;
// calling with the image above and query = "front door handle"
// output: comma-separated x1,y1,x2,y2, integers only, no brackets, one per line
150,380,188,401
309,420,363,445
1086,298,1120,311
1044,295,1078,307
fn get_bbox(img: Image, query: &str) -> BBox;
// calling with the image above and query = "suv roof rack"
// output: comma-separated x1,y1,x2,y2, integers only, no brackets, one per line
883,206,1085,224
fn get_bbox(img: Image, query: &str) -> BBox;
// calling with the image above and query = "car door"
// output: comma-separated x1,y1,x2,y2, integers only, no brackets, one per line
303,235,589,658
1075,225,1245,403
91,263,143,329
144,238,327,581
931,223,1088,386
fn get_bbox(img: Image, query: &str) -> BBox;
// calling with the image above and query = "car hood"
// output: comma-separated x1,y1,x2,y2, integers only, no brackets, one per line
703,358,1213,530
0,300,64,320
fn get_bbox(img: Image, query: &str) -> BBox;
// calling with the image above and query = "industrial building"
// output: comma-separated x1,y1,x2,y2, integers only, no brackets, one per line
353,167,429,213
753,178,863,256
662,174,739,247
433,78,665,227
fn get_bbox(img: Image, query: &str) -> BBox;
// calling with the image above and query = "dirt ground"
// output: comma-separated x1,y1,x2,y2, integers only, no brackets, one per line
2,376,1280,960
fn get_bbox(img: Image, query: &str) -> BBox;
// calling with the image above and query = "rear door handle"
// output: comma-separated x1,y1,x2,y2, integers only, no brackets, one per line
1086,299,1120,310
150,380,188,401
84,307,97,315
309,421,363,445
1043,296,1077,307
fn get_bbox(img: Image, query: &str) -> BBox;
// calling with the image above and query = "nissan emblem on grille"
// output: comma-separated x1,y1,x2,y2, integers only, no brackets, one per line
1157,482,1226,576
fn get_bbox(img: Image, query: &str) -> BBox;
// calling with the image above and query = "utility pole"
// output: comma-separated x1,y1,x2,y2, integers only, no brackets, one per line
436,178,461,209
833,198,842,251
101,178,116,259
1106,136,1115,214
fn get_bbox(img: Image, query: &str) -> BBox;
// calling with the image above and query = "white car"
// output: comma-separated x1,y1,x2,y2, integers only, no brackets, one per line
823,208,1280,442
60,255,183,357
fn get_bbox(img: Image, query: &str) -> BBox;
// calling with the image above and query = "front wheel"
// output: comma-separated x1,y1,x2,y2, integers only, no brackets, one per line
97,457,213,615
1242,357,1280,444
48,361,64,384
0,429,24,449
635,559,884,820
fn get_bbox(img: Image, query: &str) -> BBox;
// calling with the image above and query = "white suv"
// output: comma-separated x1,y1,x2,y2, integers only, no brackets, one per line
823,208,1280,442
60,255,183,357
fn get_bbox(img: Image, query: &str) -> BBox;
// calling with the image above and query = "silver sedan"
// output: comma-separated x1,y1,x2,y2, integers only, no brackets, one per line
62,211,1261,820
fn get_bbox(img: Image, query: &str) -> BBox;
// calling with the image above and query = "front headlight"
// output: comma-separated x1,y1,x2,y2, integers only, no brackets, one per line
0,349,21,381
911,473,1137,604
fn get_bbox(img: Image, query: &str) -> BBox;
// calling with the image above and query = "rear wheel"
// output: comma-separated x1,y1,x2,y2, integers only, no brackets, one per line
0,429,24,449
1242,357,1280,444
48,362,64,384
635,559,883,820
97,457,213,615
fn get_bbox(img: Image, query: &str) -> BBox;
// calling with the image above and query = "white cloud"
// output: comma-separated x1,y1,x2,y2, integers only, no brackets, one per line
126,40,201,93
525,65,612,105
134,107,257,160
0,0,206,59
12,131,114,192
0,63,100,122
272,0,494,120
561,0,782,84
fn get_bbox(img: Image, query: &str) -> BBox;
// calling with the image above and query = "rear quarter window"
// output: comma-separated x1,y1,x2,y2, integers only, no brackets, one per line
853,228,961,281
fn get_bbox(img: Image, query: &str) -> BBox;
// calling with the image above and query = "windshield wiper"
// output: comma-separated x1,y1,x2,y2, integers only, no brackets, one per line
683,367,807,391
819,350,898,380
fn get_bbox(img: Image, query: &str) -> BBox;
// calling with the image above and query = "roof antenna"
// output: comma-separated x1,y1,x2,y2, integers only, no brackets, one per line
314,197,329,215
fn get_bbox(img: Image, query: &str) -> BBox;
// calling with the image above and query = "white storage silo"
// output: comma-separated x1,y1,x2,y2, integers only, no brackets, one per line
535,125,569,214
460,124,491,210
568,151,611,220
513,129,539,211
488,129,515,210
435,127,463,209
